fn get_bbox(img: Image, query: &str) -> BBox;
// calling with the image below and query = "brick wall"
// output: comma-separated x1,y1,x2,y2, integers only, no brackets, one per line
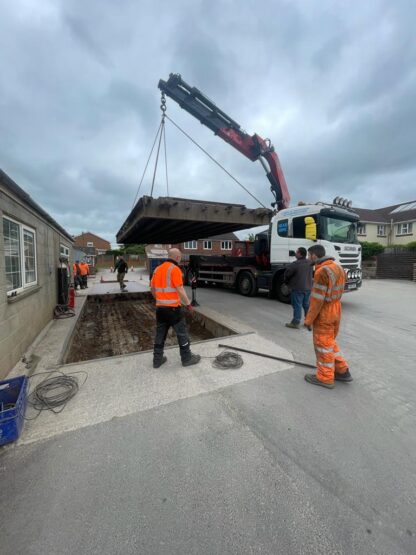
176,239,235,256
73,232,110,252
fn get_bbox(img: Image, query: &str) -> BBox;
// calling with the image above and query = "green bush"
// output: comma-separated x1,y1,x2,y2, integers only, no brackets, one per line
359,241,385,259
406,241,416,250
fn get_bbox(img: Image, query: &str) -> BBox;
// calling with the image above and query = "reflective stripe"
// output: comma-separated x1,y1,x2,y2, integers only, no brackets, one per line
334,351,344,358
320,361,335,368
157,299,178,305
315,346,334,353
314,283,327,291
312,292,325,300
166,264,174,288
334,284,344,291
154,287,177,293
323,266,336,285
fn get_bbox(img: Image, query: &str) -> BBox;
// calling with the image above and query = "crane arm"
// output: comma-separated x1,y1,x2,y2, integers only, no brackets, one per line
158,73,290,209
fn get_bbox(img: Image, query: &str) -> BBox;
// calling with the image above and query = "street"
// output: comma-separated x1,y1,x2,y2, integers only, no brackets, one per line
1,279,416,554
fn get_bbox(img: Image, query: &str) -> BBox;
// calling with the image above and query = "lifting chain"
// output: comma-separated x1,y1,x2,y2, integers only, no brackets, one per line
160,92,167,118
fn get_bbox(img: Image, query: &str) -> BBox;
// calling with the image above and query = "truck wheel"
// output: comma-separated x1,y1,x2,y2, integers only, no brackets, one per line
237,271,258,297
274,274,291,304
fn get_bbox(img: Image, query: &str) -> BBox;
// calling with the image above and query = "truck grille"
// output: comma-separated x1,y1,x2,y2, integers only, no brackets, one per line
339,252,360,270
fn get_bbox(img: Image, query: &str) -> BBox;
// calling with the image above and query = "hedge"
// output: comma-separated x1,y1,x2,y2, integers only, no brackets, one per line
359,241,385,259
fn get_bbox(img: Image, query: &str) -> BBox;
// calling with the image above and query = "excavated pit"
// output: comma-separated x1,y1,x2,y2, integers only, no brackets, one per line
64,292,236,363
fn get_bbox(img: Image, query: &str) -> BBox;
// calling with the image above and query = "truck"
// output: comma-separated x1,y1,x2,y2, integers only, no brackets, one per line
158,74,362,303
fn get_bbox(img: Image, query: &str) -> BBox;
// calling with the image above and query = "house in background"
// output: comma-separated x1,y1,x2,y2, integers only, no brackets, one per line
177,232,239,255
73,231,111,266
354,201,416,246
0,169,73,378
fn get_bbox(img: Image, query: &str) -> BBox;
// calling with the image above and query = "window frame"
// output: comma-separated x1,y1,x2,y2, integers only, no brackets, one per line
184,240,197,250
221,240,232,250
396,222,413,236
357,223,367,236
60,243,70,258
86,241,94,247
377,224,386,237
3,216,38,297
203,240,212,250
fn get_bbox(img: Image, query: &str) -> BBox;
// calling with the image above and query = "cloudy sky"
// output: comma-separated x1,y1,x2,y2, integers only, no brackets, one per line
1,0,415,245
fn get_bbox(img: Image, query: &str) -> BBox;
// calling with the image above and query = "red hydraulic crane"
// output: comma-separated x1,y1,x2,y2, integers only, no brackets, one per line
158,73,290,210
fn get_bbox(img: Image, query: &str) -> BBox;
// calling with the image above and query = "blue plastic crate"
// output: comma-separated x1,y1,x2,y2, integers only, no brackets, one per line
0,375,28,446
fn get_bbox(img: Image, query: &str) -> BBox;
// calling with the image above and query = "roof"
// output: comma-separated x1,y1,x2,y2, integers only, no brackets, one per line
73,231,111,245
353,201,416,223
204,232,239,241
0,168,73,242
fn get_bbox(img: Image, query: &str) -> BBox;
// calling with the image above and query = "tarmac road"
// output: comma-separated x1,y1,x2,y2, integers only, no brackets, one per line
1,279,416,554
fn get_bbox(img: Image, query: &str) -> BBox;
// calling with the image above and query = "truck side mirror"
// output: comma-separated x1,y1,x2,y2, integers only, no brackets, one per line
304,217,317,241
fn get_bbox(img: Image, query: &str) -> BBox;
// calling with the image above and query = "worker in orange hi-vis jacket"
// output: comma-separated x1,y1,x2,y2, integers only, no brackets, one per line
79,260,89,289
304,244,353,389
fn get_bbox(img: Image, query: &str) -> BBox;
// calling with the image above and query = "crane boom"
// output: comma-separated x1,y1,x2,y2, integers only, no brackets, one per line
158,73,290,209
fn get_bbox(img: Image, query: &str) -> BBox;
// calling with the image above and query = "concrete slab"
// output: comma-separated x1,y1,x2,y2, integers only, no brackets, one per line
4,269,294,447
116,195,272,244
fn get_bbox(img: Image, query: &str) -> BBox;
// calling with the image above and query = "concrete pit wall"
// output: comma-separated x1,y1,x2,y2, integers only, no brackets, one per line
63,292,237,364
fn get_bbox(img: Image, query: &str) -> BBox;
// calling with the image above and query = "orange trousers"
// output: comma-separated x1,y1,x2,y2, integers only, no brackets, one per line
313,321,349,384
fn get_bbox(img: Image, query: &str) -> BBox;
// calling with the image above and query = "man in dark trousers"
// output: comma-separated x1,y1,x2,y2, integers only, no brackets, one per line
115,256,128,290
150,248,201,369
284,247,313,329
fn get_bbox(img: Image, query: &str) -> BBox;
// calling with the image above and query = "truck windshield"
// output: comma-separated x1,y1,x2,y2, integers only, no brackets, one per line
319,216,358,244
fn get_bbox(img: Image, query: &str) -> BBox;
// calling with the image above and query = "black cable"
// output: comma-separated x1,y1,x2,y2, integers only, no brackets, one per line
212,351,244,370
54,305,75,319
165,114,267,209
26,370,88,418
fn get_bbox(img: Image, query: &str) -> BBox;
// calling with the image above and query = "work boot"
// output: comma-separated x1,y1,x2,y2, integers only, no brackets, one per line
335,369,353,382
153,356,167,369
285,322,300,329
182,353,201,367
304,373,334,389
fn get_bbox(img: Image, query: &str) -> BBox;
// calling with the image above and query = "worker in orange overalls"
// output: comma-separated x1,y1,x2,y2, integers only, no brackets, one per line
150,248,201,369
79,260,89,289
304,244,353,389
73,260,82,290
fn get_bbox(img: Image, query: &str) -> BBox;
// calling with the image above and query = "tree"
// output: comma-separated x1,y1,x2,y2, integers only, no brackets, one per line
246,233,256,242
122,244,146,255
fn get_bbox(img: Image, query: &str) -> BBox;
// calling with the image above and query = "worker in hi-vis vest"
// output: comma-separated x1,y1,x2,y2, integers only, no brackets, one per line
304,244,353,389
150,248,200,369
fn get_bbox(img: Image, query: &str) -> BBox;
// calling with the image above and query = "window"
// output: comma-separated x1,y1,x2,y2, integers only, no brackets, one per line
60,244,70,258
87,241,94,247
377,225,386,237
203,240,212,250
277,219,288,237
357,223,366,236
320,216,358,243
184,241,197,249
396,222,413,236
3,217,37,295
221,241,232,250
292,216,309,238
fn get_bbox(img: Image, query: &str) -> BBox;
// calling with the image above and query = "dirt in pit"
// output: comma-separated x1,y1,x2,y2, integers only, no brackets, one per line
66,295,216,363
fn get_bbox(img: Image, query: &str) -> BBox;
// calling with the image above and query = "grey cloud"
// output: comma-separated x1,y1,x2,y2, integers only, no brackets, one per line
1,0,415,246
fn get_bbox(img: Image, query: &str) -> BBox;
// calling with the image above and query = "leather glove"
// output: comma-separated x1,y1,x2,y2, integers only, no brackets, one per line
186,304,193,312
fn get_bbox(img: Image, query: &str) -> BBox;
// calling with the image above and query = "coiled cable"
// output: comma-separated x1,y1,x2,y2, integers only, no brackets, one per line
212,351,243,370
27,370,88,416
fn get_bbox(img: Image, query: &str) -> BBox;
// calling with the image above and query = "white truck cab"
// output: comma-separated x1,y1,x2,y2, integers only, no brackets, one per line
270,202,362,292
